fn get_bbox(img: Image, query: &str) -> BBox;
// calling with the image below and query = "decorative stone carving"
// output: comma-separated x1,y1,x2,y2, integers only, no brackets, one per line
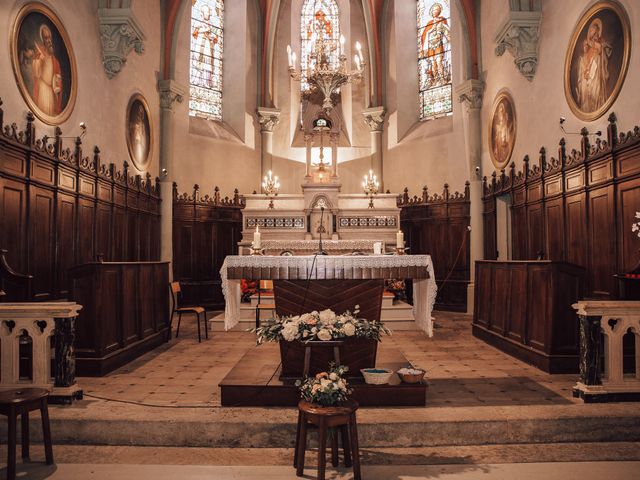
98,8,145,79
494,10,542,81
257,107,281,132
158,79,186,112
362,106,386,132
456,79,484,111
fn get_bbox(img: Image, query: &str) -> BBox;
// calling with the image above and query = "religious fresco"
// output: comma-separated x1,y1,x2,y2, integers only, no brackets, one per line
300,0,340,92
488,91,516,170
11,3,77,125
126,94,152,171
190,0,224,121
564,1,631,122
417,0,452,120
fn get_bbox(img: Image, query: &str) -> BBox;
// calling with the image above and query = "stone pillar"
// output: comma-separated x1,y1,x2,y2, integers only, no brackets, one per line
456,79,484,314
578,315,602,386
257,107,281,187
305,134,313,178
158,79,186,278
362,107,386,189
330,133,339,178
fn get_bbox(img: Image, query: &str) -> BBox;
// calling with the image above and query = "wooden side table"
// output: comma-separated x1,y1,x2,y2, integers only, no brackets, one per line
294,399,361,480
0,388,54,480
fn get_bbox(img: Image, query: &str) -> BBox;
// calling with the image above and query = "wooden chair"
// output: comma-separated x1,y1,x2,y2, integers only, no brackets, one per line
294,399,361,480
255,279,275,329
169,282,208,343
0,388,54,480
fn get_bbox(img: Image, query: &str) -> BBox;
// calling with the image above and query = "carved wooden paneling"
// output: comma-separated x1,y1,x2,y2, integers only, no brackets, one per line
399,183,471,312
172,184,245,309
0,101,162,302
482,115,640,299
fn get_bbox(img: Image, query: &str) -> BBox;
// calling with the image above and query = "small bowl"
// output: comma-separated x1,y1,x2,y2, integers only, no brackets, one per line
360,368,394,385
396,368,426,384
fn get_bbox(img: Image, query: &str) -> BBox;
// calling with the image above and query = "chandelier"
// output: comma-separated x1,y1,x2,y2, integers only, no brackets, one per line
262,170,280,209
362,169,379,209
287,28,365,111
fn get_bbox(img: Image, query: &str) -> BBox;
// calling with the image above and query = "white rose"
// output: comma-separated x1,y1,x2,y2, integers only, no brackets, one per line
319,309,337,325
320,378,331,389
343,323,356,336
281,323,299,341
317,328,332,341
299,313,312,323
337,379,346,391
329,372,338,381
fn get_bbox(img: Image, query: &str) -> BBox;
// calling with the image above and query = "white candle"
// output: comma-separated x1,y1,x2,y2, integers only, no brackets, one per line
254,225,261,249
396,230,404,249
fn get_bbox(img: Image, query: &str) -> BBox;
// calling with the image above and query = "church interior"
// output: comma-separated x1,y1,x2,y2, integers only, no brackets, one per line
0,0,639,479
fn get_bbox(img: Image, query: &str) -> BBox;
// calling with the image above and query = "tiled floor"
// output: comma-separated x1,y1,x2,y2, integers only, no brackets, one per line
79,312,579,408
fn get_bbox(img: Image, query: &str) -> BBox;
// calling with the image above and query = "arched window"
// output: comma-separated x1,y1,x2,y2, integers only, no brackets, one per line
300,0,340,92
417,0,452,120
190,0,224,120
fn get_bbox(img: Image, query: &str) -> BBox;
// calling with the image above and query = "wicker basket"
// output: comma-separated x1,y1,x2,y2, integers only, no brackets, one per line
397,369,425,384
360,368,394,385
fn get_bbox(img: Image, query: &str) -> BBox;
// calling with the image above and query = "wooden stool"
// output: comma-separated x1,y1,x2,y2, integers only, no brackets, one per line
0,388,54,480
294,399,361,480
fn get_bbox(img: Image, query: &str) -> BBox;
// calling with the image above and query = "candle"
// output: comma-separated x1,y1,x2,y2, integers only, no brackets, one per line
254,225,261,250
396,230,404,249
373,242,382,255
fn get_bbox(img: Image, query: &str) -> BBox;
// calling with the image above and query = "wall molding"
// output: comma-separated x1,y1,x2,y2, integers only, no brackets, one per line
494,10,542,81
98,7,146,79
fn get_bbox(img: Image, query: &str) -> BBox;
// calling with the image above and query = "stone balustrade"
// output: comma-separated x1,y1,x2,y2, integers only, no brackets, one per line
573,301,640,402
0,302,83,403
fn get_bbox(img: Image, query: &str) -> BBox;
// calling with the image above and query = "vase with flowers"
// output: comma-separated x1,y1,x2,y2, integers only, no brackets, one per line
295,364,353,406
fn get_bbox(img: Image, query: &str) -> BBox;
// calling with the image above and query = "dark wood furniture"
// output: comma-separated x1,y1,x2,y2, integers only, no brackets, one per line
172,183,244,309
0,388,53,480
219,341,427,407
398,183,470,312
255,279,275,328
295,399,361,480
0,102,161,303
0,250,33,302
482,115,640,300
70,260,170,376
169,281,208,343
473,260,586,373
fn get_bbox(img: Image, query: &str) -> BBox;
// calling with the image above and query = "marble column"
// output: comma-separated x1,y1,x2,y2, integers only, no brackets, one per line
330,133,339,178
158,79,186,279
305,134,313,178
362,107,386,189
257,107,281,187
578,315,602,386
456,79,484,314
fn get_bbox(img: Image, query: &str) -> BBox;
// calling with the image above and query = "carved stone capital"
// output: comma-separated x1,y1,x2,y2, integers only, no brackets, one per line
158,79,186,111
362,106,386,132
455,79,484,111
494,10,541,81
98,8,145,79
257,107,281,133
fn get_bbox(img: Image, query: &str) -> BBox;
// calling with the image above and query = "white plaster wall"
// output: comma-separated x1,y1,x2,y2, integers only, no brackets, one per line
171,0,261,196
382,0,469,196
479,0,640,176
0,0,162,177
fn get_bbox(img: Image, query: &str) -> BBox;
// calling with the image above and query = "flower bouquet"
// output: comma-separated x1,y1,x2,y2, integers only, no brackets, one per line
252,306,390,379
616,212,640,299
295,364,353,406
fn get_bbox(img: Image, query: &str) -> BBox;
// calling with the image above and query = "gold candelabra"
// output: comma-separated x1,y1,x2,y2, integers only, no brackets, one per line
262,170,280,209
362,169,379,209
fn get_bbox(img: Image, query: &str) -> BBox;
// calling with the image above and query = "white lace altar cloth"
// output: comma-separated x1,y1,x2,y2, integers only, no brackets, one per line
255,239,385,253
220,255,437,336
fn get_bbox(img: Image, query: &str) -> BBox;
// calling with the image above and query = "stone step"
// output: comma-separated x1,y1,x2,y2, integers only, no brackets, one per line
6,402,639,449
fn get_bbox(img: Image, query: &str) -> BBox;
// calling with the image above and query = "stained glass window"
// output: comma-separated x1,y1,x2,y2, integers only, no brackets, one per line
190,0,224,120
417,0,452,120
300,0,340,91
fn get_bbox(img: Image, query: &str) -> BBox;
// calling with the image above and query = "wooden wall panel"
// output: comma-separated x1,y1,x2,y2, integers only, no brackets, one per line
482,117,640,300
399,184,471,312
0,104,162,302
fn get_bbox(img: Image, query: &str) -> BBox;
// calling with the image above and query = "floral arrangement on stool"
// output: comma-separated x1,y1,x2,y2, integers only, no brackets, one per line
294,364,362,480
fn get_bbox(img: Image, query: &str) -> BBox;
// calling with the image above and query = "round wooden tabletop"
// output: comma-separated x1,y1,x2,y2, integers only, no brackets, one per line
0,388,49,405
298,399,359,416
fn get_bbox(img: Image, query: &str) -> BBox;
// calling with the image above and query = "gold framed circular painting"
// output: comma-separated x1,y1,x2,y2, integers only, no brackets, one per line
10,3,77,125
126,93,153,171
488,91,516,170
564,1,631,122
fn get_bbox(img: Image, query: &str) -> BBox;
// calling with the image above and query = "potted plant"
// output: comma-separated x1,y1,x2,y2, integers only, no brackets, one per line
295,364,353,406
615,212,640,300
253,305,391,379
